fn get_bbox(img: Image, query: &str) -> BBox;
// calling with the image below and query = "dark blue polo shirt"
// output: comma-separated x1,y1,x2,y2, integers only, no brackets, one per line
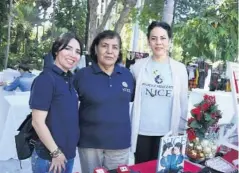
29,65,80,160
73,63,135,149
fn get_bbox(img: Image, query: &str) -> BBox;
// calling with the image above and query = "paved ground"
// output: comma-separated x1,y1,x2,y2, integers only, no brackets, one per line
0,151,81,173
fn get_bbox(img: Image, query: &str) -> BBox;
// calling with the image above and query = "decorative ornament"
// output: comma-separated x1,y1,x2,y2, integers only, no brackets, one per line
186,94,222,163
204,147,211,154
195,145,203,152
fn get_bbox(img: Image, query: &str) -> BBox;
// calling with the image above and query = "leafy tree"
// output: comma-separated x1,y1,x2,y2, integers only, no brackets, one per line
174,0,217,23
173,0,238,63
54,0,87,44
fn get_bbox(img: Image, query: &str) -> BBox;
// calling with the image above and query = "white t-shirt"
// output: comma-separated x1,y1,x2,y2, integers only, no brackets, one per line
139,58,173,136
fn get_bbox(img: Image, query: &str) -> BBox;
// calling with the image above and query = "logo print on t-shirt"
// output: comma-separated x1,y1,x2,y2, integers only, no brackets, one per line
154,75,163,84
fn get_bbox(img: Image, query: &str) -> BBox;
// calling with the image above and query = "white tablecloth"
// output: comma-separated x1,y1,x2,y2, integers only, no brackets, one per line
0,95,30,160
0,87,13,139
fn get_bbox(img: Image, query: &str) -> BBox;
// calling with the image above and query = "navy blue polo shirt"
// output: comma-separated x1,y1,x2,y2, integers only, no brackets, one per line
73,63,135,149
29,65,80,160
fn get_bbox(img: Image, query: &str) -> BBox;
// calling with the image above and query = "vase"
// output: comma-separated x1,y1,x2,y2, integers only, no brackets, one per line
186,137,218,164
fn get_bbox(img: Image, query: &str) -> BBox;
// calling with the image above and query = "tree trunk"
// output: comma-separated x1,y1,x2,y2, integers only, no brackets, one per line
96,0,117,34
36,24,39,43
162,0,175,26
51,0,56,41
4,0,13,69
84,0,90,50
114,0,137,34
86,0,99,51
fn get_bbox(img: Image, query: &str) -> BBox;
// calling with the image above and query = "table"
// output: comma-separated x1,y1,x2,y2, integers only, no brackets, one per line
0,87,13,139
0,94,31,160
109,149,238,173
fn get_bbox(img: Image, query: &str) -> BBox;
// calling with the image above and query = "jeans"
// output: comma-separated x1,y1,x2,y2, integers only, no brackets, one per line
31,150,74,173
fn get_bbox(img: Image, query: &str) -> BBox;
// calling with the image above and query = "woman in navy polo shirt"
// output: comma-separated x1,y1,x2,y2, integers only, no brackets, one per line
30,33,82,173
73,30,135,173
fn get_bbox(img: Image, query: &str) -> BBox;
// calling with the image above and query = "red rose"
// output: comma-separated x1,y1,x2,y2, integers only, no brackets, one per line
187,128,197,142
188,117,195,126
191,107,201,115
204,95,209,101
201,103,210,111
191,107,203,121
204,94,216,106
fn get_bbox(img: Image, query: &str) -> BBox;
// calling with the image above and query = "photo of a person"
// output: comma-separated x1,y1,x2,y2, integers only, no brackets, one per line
171,142,184,172
159,142,173,173
158,142,184,173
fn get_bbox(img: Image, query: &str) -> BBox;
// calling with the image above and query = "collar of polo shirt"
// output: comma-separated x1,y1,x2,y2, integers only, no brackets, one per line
92,63,123,74
52,64,73,77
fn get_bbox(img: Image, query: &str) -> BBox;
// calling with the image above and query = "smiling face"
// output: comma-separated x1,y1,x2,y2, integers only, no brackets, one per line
95,37,120,68
148,27,170,58
55,38,81,72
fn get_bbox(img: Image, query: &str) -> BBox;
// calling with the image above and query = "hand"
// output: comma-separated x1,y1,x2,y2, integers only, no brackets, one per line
49,153,67,173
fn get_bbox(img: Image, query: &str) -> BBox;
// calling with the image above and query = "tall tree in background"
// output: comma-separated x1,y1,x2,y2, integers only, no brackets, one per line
173,0,238,62
174,0,216,23
86,0,137,50
162,0,176,26
55,0,87,43
4,0,13,69
114,0,137,33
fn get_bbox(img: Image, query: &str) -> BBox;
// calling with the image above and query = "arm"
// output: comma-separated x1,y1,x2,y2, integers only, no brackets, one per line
176,154,184,164
32,109,58,153
3,77,20,91
160,156,167,167
179,65,189,133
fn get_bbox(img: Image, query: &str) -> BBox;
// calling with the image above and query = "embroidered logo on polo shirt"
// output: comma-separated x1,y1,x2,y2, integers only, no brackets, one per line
122,81,131,93
122,81,128,88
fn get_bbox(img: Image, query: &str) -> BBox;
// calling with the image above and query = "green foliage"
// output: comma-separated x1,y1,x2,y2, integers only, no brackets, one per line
173,0,238,63
55,0,87,44
174,0,215,23
190,120,202,129
129,0,164,33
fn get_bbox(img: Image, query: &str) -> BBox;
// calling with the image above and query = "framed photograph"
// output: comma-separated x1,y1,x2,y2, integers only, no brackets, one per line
156,135,187,173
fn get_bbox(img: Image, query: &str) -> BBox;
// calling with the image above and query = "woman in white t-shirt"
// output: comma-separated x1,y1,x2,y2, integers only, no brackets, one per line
130,21,188,163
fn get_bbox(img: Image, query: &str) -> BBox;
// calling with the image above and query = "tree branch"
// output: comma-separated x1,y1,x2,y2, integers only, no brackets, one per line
96,0,117,34
114,0,137,34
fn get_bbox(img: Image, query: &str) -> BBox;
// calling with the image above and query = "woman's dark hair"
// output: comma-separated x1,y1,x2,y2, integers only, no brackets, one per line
174,142,183,154
51,32,83,60
90,30,122,64
162,142,173,156
147,21,172,39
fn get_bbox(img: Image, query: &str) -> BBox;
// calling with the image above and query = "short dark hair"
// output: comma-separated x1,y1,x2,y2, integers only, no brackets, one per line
174,142,183,153
147,21,172,39
90,30,122,64
18,64,30,72
51,32,83,60
162,142,173,156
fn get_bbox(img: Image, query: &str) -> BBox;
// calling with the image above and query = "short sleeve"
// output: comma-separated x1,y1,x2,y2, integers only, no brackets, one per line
29,73,54,111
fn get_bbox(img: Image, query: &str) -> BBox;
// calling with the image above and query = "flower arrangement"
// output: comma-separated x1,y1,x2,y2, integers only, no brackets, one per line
186,94,222,162
187,94,222,142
